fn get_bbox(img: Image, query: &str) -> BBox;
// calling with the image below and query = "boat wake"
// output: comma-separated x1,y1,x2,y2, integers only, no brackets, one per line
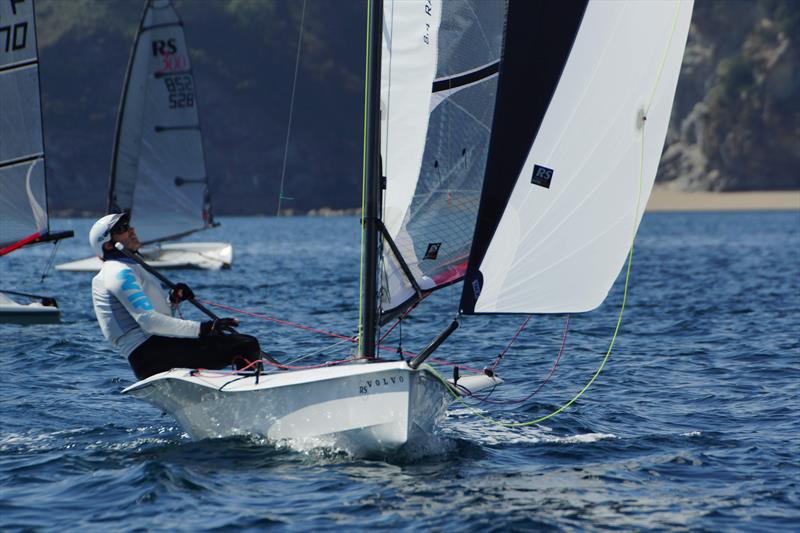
0,425,184,455
239,429,459,463
442,407,617,447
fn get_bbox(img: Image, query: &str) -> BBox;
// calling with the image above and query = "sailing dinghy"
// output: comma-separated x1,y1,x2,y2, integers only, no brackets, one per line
1,0,73,324
123,0,693,455
56,0,231,272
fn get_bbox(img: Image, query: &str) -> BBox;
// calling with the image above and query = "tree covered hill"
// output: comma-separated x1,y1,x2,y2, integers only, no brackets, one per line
35,0,799,216
37,0,365,216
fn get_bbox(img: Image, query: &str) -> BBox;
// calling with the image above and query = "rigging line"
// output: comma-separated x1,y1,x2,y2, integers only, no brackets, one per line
472,314,570,405
261,357,375,371
199,299,486,373
379,293,428,342
276,0,307,217
199,300,356,342
39,240,61,283
489,314,532,371
398,311,403,359
646,1,682,114
428,357,482,375
286,336,354,365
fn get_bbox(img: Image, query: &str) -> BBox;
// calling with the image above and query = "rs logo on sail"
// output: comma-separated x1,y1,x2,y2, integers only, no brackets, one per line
531,164,554,189
152,38,177,56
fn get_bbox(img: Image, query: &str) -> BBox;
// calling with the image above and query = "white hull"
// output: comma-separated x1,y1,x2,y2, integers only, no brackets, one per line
123,360,500,456
56,242,233,272
0,293,60,324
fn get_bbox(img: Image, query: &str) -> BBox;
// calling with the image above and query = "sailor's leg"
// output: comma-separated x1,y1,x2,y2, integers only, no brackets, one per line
128,335,259,379
128,336,199,379
204,333,261,369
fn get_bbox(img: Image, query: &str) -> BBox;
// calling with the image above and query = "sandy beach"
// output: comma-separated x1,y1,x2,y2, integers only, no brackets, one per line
646,187,800,212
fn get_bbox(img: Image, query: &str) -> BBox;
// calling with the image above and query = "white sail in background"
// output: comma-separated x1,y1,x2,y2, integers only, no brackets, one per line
463,0,693,314
0,0,48,252
380,0,505,319
109,0,213,244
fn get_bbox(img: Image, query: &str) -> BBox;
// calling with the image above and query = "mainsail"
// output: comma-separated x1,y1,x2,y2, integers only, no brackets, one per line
379,0,505,321
0,0,49,255
108,0,214,245
460,0,693,315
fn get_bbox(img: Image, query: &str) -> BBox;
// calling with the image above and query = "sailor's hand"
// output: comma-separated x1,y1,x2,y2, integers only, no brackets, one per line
169,283,195,304
200,317,239,337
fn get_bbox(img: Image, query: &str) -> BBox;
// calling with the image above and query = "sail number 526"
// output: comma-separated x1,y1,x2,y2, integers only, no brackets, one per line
164,75,194,108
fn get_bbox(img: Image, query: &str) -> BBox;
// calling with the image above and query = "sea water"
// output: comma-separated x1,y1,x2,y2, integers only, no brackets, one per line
1,212,798,530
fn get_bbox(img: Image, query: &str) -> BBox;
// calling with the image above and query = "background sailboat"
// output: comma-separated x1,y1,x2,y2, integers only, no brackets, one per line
0,0,73,324
56,0,231,272
122,0,693,456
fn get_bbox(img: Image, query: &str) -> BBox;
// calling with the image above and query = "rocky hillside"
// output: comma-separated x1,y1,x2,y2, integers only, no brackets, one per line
33,0,799,215
660,0,799,191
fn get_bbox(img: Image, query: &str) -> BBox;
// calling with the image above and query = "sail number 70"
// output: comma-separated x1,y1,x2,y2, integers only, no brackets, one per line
0,22,27,53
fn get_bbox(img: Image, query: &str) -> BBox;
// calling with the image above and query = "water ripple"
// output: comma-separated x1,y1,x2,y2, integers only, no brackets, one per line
1,213,798,530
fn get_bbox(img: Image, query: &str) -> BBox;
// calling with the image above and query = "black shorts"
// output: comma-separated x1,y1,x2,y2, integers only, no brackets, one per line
128,333,261,380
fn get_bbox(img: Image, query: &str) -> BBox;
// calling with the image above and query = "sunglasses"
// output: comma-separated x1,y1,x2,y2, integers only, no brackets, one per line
110,221,130,235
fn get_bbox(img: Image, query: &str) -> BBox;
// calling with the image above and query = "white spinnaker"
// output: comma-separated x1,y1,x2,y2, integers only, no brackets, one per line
380,0,442,310
473,0,693,314
112,0,208,244
0,0,49,249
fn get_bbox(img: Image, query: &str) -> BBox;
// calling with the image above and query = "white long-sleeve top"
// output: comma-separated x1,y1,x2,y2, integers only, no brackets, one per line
92,258,201,357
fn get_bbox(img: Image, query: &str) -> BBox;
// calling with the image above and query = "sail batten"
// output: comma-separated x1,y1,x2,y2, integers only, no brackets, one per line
108,0,214,244
0,154,43,170
432,60,499,92
141,22,183,32
0,58,37,74
460,0,694,315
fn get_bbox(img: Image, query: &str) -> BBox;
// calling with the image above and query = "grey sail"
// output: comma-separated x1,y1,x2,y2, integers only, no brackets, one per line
108,0,214,245
379,0,505,322
0,0,48,254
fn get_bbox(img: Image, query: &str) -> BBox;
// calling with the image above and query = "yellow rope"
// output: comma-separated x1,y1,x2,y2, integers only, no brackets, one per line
426,1,684,428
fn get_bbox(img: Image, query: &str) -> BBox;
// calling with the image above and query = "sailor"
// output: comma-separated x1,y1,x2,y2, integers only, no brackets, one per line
89,213,260,380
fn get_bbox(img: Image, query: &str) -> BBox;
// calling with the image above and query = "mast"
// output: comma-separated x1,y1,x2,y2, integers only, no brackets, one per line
107,0,149,214
358,0,383,358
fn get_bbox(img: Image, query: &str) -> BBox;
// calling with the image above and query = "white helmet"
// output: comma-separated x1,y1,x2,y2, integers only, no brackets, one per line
89,213,126,258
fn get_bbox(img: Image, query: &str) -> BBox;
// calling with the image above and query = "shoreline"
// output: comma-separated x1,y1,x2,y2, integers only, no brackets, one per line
51,189,800,218
645,188,799,212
